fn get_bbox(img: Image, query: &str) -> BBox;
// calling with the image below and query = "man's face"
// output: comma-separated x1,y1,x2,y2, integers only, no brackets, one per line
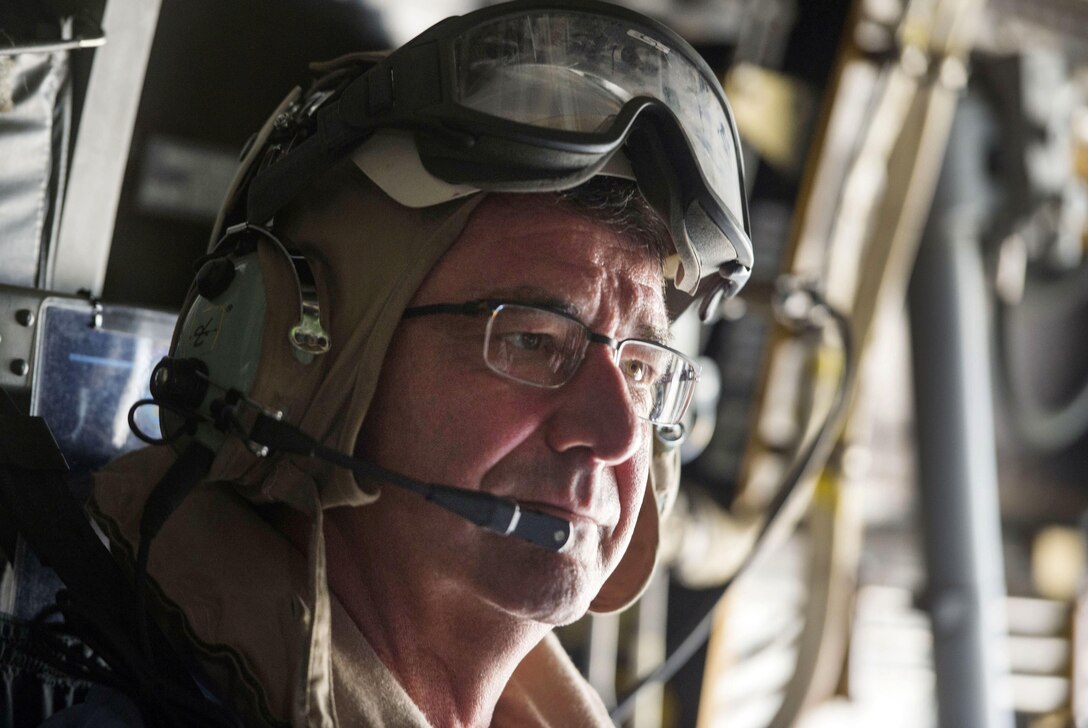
353,193,669,625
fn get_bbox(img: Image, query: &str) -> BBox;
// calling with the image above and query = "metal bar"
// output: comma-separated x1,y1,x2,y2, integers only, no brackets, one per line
908,92,1014,728
0,27,106,57
47,0,163,296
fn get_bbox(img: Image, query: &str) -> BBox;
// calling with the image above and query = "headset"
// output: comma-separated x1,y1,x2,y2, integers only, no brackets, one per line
136,219,573,554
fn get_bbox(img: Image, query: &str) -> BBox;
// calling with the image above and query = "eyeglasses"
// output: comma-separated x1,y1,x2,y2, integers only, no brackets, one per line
402,299,699,426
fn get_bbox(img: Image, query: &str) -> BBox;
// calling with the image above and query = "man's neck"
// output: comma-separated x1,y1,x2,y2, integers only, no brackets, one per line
320,505,553,728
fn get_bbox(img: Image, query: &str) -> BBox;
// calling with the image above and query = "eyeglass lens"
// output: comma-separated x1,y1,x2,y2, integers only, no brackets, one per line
483,304,695,425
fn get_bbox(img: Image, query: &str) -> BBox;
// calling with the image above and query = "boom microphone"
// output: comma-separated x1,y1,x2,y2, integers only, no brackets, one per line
248,413,572,552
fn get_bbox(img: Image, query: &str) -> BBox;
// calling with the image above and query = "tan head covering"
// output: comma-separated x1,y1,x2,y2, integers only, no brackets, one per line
198,161,483,510
199,158,677,612
136,159,679,724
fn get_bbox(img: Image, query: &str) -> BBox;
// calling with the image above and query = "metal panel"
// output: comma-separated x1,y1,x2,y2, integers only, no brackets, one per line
0,51,69,287
48,0,163,296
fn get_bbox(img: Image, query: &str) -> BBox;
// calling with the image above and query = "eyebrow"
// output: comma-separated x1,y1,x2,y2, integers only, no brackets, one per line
484,285,672,345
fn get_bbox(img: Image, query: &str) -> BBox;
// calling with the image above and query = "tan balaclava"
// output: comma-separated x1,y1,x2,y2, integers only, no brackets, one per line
96,158,679,726
216,159,679,612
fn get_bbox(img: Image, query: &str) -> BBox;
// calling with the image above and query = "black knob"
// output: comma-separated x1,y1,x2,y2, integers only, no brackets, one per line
195,257,236,300
15,309,35,327
150,357,209,409
10,359,29,377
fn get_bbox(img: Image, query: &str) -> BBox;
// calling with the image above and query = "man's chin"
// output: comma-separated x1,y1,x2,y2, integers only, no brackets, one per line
473,540,601,625
490,578,595,627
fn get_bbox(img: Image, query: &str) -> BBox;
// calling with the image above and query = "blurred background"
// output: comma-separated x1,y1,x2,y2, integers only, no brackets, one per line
3,0,1088,726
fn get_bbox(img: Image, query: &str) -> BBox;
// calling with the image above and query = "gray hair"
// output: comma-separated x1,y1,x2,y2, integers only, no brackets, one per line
555,176,670,262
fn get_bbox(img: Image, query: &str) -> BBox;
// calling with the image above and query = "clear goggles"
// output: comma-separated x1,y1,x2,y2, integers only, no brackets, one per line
247,0,753,305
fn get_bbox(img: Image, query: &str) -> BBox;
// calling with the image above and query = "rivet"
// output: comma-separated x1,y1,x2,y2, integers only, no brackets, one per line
10,359,29,376
15,309,35,327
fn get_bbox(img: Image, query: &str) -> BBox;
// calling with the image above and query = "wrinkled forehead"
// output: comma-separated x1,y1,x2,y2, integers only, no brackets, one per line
414,192,670,336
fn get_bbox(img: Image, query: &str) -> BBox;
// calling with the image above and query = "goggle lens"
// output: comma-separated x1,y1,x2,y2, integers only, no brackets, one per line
452,10,746,228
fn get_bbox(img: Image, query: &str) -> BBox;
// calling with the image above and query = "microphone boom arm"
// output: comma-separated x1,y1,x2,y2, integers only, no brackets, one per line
248,412,571,551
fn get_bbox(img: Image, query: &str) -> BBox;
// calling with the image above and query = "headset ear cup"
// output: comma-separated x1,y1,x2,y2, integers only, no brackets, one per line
161,223,333,444
163,242,270,453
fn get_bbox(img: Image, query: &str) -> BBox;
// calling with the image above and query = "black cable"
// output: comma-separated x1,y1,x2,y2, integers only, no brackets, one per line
609,297,856,724
128,398,198,446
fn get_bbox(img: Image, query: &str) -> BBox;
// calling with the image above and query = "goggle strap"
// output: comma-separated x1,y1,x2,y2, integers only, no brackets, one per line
627,125,698,289
246,108,359,224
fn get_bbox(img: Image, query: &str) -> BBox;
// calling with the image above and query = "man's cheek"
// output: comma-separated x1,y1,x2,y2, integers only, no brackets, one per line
623,438,653,501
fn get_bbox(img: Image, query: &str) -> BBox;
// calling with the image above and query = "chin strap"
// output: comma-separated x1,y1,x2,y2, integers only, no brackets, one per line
135,441,216,658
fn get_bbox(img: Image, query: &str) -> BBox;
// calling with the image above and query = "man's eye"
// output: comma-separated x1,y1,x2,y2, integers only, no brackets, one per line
621,358,656,384
504,331,553,352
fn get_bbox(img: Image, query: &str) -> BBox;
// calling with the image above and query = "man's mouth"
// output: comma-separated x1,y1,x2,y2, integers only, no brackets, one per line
517,500,601,527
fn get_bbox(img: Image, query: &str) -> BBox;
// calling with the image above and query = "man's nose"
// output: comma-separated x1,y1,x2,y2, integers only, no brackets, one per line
544,343,644,463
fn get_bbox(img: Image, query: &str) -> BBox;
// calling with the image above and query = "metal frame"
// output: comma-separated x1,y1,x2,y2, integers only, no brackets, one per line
47,0,164,297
